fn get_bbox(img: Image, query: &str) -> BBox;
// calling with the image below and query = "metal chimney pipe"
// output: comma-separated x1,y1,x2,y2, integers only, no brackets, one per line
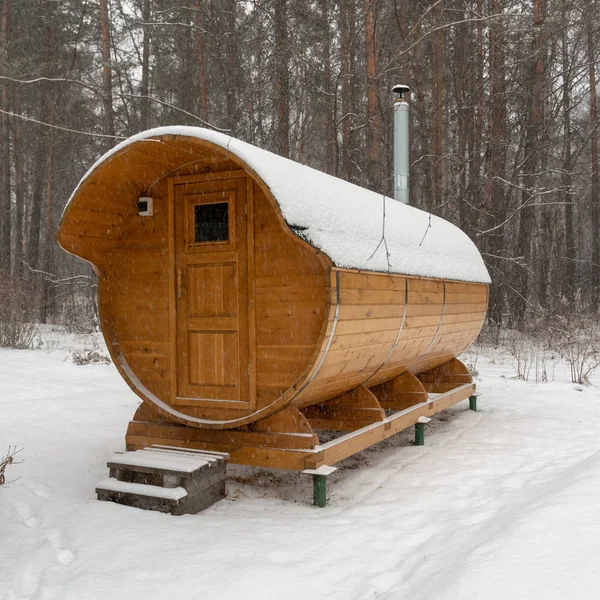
392,84,411,204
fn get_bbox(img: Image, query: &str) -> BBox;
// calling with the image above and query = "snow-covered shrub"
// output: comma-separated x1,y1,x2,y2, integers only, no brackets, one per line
72,349,111,366
462,347,480,378
506,330,553,382
61,289,98,335
548,293,600,385
551,322,600,385
553,327,600,385
0,275,36,349
506,330,534,381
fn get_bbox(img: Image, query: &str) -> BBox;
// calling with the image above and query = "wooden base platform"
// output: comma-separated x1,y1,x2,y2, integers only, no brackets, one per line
126,360,476,472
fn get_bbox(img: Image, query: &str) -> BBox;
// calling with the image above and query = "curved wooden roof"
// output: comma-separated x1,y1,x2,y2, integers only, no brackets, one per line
63,126,490,284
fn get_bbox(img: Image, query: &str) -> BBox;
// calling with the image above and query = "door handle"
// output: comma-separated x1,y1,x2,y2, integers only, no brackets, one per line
177,268,184,299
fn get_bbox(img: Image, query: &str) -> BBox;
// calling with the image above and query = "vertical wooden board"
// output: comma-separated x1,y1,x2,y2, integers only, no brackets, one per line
188,331,238,387
187,263,236,317
253,185,329,408
168,178,178,402
246,177,257,406
100,185,172,395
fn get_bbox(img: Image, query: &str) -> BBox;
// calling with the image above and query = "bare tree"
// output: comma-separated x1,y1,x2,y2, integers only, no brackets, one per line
275,0,289,157
364,0,382,191
99,0,115,145
513,0,546,322
195,0,209,124
0,0,10,275
587,3,600,308
484,0,509,326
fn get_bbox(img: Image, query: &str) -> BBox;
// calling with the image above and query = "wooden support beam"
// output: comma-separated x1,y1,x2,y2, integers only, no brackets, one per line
304,383,475,469
127,384,476,472
369,370,428,411
126,406,319,452
302,385,385,431
417,357,472,393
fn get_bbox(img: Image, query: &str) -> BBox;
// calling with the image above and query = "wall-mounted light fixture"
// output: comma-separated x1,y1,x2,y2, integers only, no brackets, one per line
137,196,153,216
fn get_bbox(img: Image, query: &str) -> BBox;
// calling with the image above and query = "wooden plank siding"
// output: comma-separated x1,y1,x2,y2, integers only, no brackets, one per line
293,272,486,405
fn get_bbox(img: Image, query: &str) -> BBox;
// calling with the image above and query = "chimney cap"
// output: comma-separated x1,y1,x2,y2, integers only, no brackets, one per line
392,84,411,99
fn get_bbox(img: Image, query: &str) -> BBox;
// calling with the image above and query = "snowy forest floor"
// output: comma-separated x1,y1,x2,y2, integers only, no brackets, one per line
2,330,600,600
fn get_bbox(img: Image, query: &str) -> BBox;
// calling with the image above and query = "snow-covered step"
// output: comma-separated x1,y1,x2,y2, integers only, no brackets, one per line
97,447,228,515
97,478,188,500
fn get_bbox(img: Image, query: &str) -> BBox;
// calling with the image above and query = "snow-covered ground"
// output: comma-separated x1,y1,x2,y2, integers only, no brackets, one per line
2,336,600,599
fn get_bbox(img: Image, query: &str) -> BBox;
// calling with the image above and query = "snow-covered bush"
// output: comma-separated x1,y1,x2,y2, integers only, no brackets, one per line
506,329,554,383
72,349,111,366
548,293,600,385
551,321,600,385
462,346,480,378
0,275,36,349
60,288,98,335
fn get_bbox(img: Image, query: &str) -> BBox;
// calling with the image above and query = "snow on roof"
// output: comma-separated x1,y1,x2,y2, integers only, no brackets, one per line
66,126,491,284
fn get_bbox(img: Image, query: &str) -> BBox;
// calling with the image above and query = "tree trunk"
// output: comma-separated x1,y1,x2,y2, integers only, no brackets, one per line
469,0,485,232
339,0,356,181
274,0,289,158
26,118,49,273
430,0,444,210
587,11,600,309
321,0,335,175
12,84,25,276
99,0,115,146
454,3,469,234
39,98,58,323
411,16,428,210
140,0,150,130
364,0,381,191
26,2,56,276
562,16,575,301
485,0,509,326
224,0,238,132
195,0,209,124
513,0,545,323
0,0,10,275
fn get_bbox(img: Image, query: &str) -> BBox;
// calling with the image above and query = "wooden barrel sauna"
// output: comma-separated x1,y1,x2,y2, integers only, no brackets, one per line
57,127,490,460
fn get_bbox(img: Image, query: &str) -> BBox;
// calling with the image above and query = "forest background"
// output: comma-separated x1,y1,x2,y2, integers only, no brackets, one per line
0,0,598,339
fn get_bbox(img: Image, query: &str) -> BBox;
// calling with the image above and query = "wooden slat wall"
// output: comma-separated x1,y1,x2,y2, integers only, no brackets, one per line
59,139,255,422
253,185,329,408
97,175,171,402
293,271,487,408
294,271,406,408
407,281,487,374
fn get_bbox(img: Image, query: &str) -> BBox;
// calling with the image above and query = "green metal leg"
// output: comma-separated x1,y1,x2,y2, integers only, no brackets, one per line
469,395,477,411
415,422,425,446
313,475,327,507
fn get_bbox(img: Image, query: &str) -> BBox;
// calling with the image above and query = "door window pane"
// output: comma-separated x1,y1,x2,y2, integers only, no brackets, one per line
194,202,229,243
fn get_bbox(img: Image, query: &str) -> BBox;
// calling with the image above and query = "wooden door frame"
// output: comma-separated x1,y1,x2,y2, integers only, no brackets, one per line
168,170,256,409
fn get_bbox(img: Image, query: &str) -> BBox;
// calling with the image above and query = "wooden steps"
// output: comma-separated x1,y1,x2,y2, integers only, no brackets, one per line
96,446,229,515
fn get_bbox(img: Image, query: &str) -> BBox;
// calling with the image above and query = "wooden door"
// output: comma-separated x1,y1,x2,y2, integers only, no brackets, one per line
172,175,251,406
